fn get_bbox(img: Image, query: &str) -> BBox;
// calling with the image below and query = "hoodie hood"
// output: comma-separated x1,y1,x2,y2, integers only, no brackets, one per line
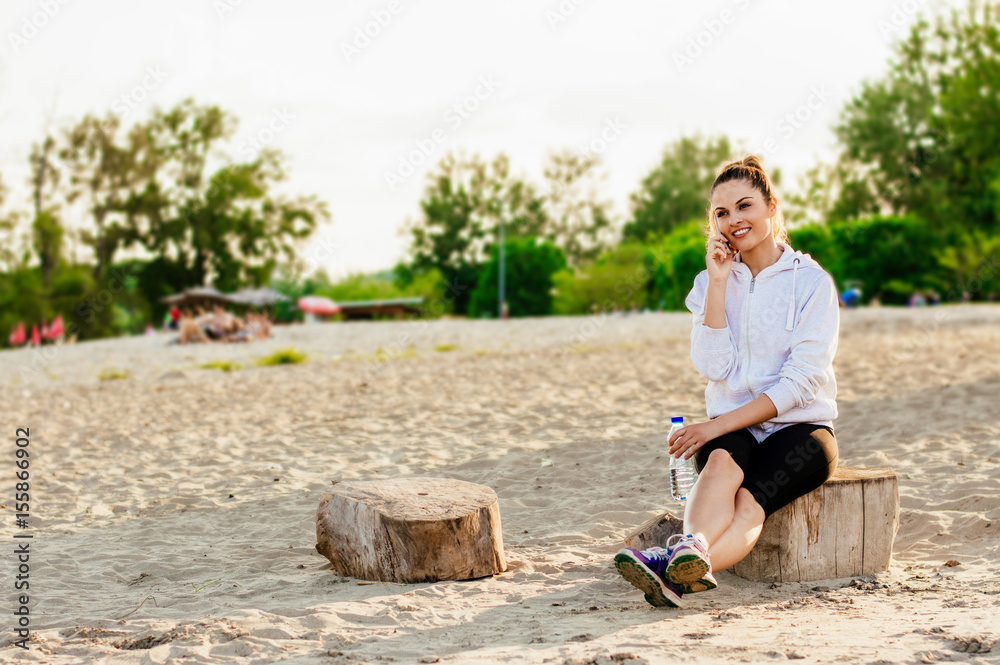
731,242,821,331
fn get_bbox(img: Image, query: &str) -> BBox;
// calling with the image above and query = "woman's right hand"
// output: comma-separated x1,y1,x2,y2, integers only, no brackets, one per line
706,233,734,283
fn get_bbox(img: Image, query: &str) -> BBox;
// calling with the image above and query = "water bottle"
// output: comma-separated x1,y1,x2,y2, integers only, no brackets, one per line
669,416,696,501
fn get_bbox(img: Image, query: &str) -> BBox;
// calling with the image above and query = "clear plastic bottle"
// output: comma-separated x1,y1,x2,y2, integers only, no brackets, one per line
669,416,696,501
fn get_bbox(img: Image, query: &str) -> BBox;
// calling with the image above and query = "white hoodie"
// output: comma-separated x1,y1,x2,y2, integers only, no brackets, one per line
684,241,839,443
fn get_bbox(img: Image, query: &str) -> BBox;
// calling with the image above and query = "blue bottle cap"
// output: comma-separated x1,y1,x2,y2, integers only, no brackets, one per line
671,416,684,423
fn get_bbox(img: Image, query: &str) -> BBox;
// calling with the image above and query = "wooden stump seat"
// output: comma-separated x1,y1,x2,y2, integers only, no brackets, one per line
623,466,899,583
315,477,507,583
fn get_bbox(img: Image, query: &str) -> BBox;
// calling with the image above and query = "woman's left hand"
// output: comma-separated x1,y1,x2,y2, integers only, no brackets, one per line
668,420,723,460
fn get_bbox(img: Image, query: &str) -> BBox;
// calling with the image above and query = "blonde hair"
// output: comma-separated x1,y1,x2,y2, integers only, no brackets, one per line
707,155,788,245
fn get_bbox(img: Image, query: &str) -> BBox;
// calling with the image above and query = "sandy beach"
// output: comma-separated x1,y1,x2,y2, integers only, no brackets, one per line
2,305,999,665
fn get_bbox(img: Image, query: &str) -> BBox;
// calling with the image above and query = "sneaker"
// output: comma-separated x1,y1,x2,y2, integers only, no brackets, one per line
614,547,684,608
665,533,716,593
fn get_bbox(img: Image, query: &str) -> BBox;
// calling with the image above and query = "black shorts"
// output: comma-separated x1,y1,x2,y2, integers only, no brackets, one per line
693,423,839,517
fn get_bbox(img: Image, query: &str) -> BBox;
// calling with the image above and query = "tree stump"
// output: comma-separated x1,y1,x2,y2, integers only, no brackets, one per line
315,477,507,583
733,467,899,583
622,467,899,583
622,512,684,552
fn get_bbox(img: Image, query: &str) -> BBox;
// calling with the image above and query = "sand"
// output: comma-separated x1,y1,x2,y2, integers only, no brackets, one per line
1,305,999,664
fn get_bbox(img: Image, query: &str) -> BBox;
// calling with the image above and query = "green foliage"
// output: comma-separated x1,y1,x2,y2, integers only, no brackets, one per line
200,360,242,372
551,243,651,315
402,151,547,314
320,270,408,301
623,135,737,242
821,0,1000,231
255,348,307,366
646,219,712,311
541,150,615,265
468,237,567,318
934,229,1000,300
0,98,329,344
827,216,943,304
98,368,130,381
787,216,948,304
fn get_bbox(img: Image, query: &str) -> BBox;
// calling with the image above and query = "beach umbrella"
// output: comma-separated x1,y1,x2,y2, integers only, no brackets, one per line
8,324,21,346
15,322,25,345
41,321,50,339
297,296,341,315
30,324,40,346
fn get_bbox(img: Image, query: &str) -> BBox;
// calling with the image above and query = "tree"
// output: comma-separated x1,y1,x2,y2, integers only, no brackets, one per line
540,150,615,265
468,237,566,318
29,136,64,287
57,99,328,324
623,135,736,242
401,151,547,314
59,113,137,284
0,173,26,272
132,100,329,293
821,1,1000,231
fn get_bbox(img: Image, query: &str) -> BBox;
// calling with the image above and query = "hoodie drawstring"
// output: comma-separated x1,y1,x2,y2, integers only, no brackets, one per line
785,257,801,331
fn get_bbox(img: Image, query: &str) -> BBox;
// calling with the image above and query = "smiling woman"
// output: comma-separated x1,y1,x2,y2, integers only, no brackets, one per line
615,155,842,608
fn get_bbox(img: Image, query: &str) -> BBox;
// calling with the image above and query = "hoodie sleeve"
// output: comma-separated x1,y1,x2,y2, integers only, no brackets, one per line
685,271,737,382
763,272,840,416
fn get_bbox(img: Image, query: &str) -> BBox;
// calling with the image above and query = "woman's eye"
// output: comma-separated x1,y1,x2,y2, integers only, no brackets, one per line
716,211,727,218
739,203,750,209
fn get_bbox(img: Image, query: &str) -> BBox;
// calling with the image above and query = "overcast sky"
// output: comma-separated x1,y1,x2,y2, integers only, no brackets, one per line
0,0,957,279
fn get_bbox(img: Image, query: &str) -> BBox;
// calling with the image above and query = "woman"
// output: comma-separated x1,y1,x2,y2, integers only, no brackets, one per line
615,155,840,608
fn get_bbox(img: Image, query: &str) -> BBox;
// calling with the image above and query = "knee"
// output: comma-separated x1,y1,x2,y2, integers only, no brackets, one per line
702,448,744,484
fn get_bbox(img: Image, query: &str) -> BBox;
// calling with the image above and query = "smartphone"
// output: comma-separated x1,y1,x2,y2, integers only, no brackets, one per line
714,215,736,257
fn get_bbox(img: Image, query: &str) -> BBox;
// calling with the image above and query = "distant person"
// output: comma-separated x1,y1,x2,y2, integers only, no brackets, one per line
840,287,861,309
615,156,840,607
169,305,181,330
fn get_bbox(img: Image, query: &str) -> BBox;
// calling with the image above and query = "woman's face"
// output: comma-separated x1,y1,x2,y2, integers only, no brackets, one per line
710,180,776,255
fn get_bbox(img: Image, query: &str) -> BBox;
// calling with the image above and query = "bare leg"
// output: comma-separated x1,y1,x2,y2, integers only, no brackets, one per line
683,449,744,546
706,488,766,572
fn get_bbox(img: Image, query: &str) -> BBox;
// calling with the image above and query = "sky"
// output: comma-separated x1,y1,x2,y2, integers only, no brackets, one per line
0,0,958,280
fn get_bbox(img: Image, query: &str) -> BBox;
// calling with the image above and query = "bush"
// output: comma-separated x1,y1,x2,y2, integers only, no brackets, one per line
551,242,651,315
255,348,307,366
469,237,566,318
200,360,242,372
646,219,710,311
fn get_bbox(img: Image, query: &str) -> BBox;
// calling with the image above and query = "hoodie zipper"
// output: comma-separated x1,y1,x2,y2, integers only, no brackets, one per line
744,276,756,397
